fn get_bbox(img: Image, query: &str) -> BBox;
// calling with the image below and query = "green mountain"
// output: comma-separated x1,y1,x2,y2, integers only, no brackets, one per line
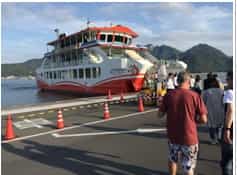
180,44,233,72
2,58,43,77
1,43,233,77
151,45,181,60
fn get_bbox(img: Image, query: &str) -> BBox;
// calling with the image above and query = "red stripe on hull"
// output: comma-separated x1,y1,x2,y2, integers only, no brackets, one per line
36,77,144,95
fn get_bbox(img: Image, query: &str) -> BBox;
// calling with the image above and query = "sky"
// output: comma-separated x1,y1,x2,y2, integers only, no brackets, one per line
1,2,233,63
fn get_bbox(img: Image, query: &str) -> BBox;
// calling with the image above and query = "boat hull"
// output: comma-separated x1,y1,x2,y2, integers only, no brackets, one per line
36,76,144,95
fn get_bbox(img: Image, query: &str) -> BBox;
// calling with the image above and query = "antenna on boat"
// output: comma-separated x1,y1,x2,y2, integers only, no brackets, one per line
54,28,60,49
87,18,90,28
54,28,60,38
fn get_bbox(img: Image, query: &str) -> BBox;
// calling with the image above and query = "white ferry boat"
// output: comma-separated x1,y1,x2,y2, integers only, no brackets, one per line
36,24,186,95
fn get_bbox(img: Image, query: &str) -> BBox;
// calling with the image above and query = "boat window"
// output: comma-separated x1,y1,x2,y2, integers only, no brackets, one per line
77,51,83,64
57,71,60,79
62,71,65,79
124,37,128,44
73,69,77,79
50,72,52,79
115,35,123,42
91,32,96,40
79,69,84,79
77,35,82,43
71,37,76,45
83,33,89,43
107,35,113,42
128,38,132,45
66,54,70,63
60,40,65,48
96,67,101,77
69,70,73,79
52,56,56,63
53,71,57,79
100,34,106,41
92,67,97,78
65,38,70,47
85,68,91,78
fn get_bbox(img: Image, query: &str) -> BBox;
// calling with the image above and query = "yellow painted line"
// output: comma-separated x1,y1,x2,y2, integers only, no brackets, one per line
18,116,25,119
72,107,77,110
63,108,69,111
28,114,35,117
39,112,45,115
48,110,54,113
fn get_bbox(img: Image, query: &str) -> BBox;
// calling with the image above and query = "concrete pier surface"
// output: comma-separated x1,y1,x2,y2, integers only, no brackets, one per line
2,100,221,175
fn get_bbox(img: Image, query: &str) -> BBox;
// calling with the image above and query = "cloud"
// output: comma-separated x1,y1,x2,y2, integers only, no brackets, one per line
1,2,233,63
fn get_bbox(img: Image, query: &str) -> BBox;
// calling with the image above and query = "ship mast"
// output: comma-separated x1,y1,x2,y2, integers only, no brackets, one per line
54,28,60,49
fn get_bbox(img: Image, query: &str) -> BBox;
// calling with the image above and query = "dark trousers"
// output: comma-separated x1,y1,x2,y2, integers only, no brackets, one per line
220,142,233,175
209,127,222,142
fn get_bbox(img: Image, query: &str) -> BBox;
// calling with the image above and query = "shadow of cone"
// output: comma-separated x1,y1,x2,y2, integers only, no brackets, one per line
138,96,144,112
107,89,112,99
5,114,15,140
57,109,64,129
103,102,111,119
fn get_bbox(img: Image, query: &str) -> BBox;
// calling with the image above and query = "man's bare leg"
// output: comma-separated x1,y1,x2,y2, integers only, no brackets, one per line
168,161,177,175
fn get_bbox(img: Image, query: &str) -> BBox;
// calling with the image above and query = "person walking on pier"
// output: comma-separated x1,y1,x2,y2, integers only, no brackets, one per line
158,71,207,175
220,71,233,175
192,74,202,95
166,73,175,92
202,78,225,144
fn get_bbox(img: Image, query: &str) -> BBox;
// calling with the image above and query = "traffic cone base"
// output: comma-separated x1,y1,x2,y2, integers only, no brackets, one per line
103,102,111,119
5,114,15,140
107,89,112,99
57,110,64,129
138,96,144,112
120,91,124,103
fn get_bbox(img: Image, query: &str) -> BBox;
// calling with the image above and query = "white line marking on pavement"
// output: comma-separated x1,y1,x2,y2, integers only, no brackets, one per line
24,119,43,128
2,108,158,144
52,128,166,138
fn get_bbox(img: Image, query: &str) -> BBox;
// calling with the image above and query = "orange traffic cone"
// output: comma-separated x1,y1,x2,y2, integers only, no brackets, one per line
107,89,112,99
103,102,111,119
57,109,64,129
5,114,15,140
120,91,124,103
138,96,144,112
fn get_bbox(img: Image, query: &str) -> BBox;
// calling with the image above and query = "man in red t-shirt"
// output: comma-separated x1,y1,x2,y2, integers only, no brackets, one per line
158,71,208,175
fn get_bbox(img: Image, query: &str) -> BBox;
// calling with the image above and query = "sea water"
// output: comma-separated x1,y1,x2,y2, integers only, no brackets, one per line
1,79,79,108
